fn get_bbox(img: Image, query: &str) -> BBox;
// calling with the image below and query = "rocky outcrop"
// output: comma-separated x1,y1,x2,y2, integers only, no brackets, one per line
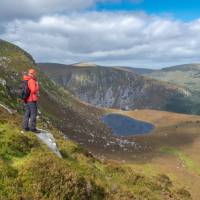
36,129,62,158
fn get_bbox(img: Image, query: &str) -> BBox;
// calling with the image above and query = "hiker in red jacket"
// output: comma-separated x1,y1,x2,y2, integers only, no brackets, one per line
22,69,40,133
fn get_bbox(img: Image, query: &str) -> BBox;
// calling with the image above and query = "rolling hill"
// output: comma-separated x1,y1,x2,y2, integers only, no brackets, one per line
1,39,189,200
1,39,200,199
38,62,190,112
0,39,115,152
146,64,200,115
147,64,200,91
114,66,156,75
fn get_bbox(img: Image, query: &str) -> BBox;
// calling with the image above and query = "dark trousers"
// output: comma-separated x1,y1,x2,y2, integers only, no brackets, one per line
23,102,37,130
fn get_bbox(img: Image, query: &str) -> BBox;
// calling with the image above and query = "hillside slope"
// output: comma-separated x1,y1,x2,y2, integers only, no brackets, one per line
0,39,114,151
146,64,200,114
108,109,200,200
0,39,192,200
114,66,156,75
38,62,190,112
1,105,192,200
147,64,200,91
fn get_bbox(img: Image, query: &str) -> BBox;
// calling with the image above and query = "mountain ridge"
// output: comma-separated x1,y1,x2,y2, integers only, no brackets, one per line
0,39,195,200
38,62,190,112
162,63,200,72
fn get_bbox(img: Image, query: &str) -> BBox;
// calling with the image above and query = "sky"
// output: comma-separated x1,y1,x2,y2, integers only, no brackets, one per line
0,0,200,68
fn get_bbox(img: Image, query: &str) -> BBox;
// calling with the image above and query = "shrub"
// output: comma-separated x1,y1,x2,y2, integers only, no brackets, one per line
19,153,93,200
0,159,20,200
0,124,40,159
176,187,192,200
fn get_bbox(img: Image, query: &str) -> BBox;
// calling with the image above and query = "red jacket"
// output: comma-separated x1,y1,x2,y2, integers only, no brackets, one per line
23,75,39,102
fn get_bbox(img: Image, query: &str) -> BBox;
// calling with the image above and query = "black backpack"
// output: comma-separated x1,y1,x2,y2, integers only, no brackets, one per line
18,80,30,100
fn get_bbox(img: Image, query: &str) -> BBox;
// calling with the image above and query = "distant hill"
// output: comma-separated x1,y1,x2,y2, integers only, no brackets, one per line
146,64,200,91
0,39,198,199
38,62,191,113
72,62,98,67
114,66,156,75
145,63,200,115
162,63,200,72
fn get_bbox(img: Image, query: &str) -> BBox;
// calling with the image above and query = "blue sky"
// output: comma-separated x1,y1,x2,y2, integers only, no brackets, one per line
96,0,200,21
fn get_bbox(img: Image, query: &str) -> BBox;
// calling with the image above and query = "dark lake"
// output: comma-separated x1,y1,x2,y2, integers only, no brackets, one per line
102,113,155,136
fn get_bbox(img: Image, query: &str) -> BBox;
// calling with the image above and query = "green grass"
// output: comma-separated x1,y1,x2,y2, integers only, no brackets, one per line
0,39,193,200
160,146,200,175
0,124,40,160
0,116,192,200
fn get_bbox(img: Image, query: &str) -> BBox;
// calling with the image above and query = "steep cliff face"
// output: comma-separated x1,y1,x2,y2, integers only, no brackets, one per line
38,63,190,111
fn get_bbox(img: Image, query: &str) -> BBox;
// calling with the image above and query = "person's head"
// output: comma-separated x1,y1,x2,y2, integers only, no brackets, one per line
28,68,37,78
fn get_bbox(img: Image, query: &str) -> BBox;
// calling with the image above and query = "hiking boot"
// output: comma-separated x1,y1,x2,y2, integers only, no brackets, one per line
30,129,41,134
21,128,30,133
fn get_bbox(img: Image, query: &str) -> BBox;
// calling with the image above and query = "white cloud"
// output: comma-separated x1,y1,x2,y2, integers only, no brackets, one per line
0,0,125,22
0,0,94,21
1,12,200,68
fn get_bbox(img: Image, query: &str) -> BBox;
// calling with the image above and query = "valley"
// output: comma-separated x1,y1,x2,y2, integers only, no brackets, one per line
98,109,200,200
1,39,200,199
37,61,200,199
